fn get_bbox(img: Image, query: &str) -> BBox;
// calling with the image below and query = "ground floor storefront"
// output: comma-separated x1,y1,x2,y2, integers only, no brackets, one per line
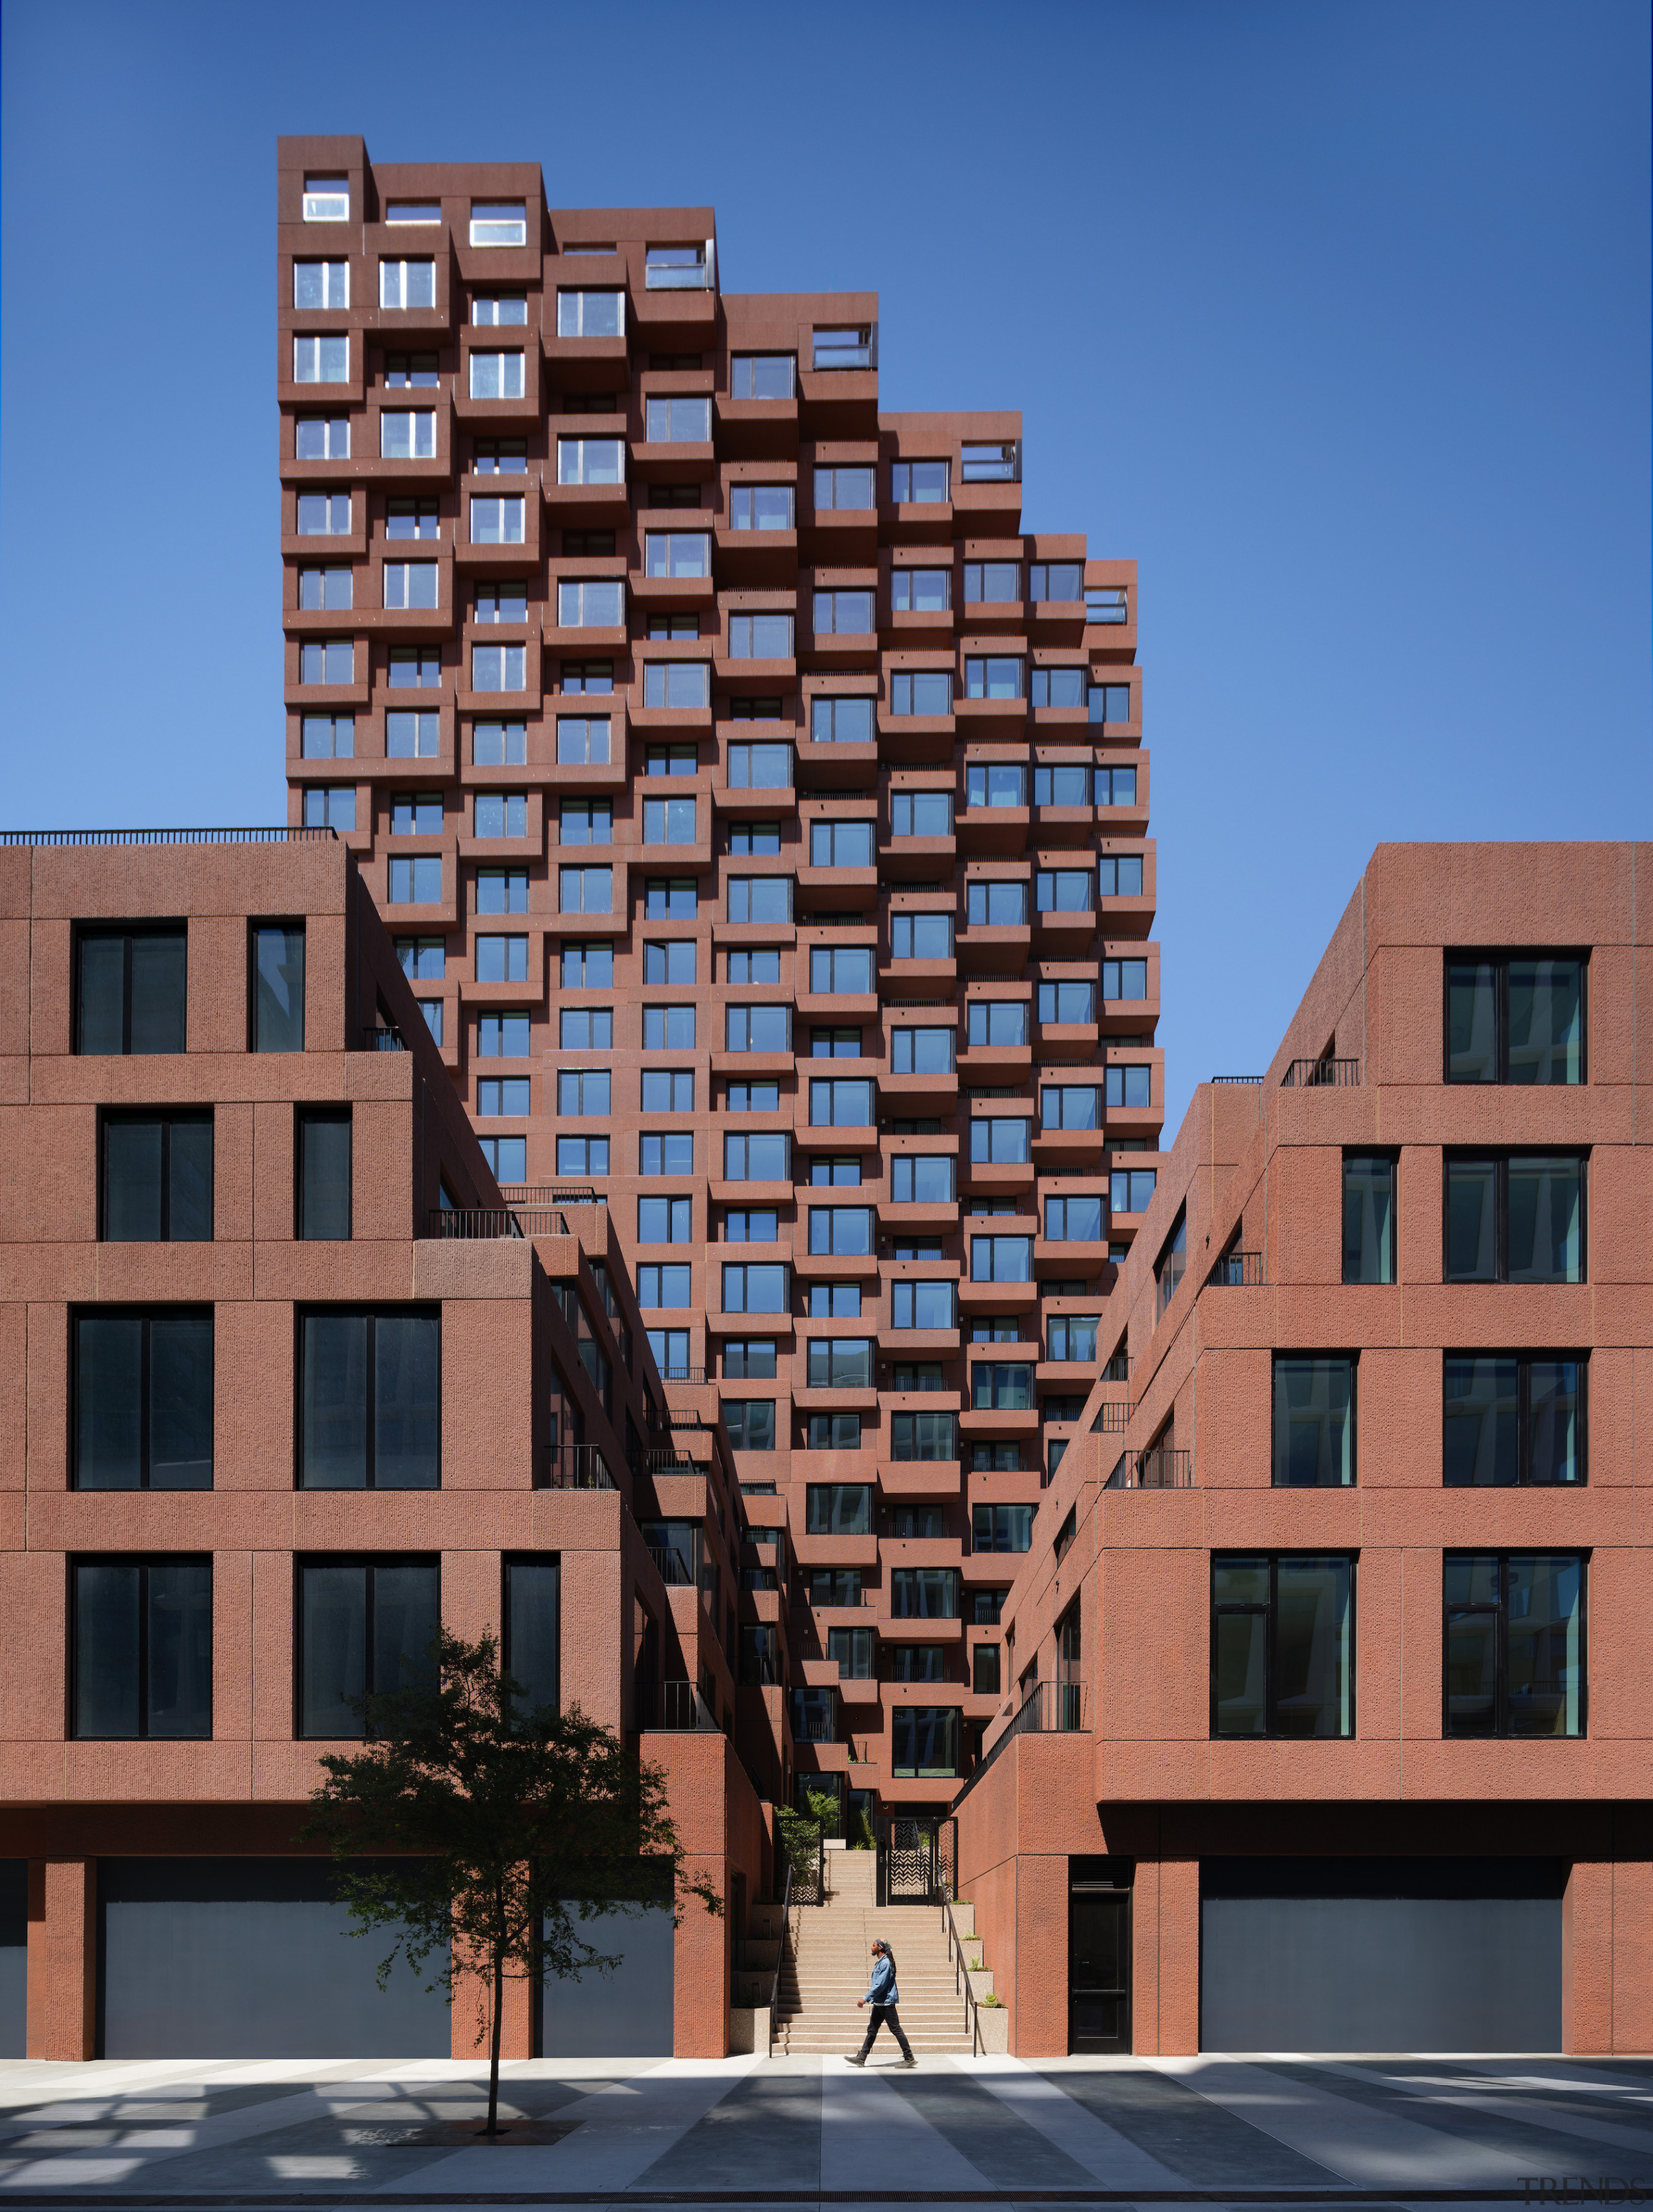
954,1735,1652,2057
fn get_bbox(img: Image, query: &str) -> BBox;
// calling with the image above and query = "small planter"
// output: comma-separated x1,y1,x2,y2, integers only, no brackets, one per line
975,2004,1010,2054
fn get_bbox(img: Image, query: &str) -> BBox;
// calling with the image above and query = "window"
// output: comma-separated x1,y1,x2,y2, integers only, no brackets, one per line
1444,1554,1584,1737
388,856,442,905
890,1706,959,1777
722,1341,778,1384
808,1206,874,1256
971,1366,1034,1414
963,561,1020,605
500,1557,559,1715
723,1131,789,1182
890,459,949,503
560,942,613,989
301,788,354,831
1445,1153,1585,1283
726,876,792,925
728,484,794,531
642,939,696,986
470,202,526,246
396,937,445,983
806,821,871,871
965,763,1025,811
1104,1061,1151,1108
641,1068,695,1111
483,1013,534,1057
639,1264,692,1308
557,437,624,485
728,612,794,659
728,948,779,984
1033,762,1087,807
813,590,874,636
970,1235,1032,1283
723,1263,789,1314
473,437,528,473
806,1339,872,1390
100,1106,211,1247
474,719,527,766
724,1208,777,1242
471,496,526,546
1335,1153,1398,1284
961,441,1019,482
476,868,529,915
891,1569,959,1622
890,1154,954,1203
385,494,439,539
1151,1208,1187,1317
384,561,438,608
388,647,441,690
1048,1314,1099,1364
1041,1085,1100,1135
890,912,954,960
473,584,528,626
810,696,875,743
730,354,795,399
300,1312,440,1490
963,1003,1026,1053
644,532,710,580
378,260,436,315
557,1008,611,1051
76,927,187,1057
472,793,526,841
302,176,349,221
1444,1355,1585,1486
891,1028,954,1075
298,1557,440,1737
1273,1356,1355,1487
1096,855,1144,899
638,1196,692,1243
727,740,792,790
641,1004,695,1051
557,865,611,916
889,570,950,622
556,716,612,764
890,1411,957,1462
641,662,710,712
1090,681,1133,725
1213,1555,1354,1737
555,1135,606,1175
644,395,712,443
1088,585,1129,625
724,1400,777,1453
890,1279,956,1330
1031,668,1087,710
477,1078,531,1117
1029,561,1083,602
642,796,697,846
476,936,529,983
805,1484,872,1535
812,327,873,371
297,561,351,608
380,711,434,760
557,290,624,337
294,260,348,309
1096,765,1138,807
70,1558,212,1740
73,1310,212,1489
965,656,1023,701
1102,958,1149,1002
1047,1194,1105,1243
297,1109,352,1241
1038,869,1093,913
965,881,1027,928
558,1070,610,1117
1110,1168,1156,1215
725,1004,791,1054
809,1077,873,1127
293,335,349,383
1447,954,1585,1084
384,352,438,389
813,464,875,510
251,924,305,1051
473,293,528,326
297,491,351,535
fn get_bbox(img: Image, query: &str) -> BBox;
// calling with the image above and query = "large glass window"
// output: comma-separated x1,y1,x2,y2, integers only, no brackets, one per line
809,1077,873,1126
965,656,1023,700
1272,1356,1355,1487
298,1558,440,1738
970,1235,1033,1283
100,1112,212,1241
1343,1155,1396,1283
891,1027,954,1075
1444,1553,1584,1737
70,1558,212,1739
810,696,874,743
76,927,186,1056
1101,958,1149,1002
806,1339,872,1389
1047,1194,1105,1243
252,924,305,1051
808,1206,874,1256
806,1483,872,1535
1049,1314,1100,1363
299,1312,440,1489
890,913,954,960
557,291,623,338
1212,1555,1354,1737
967,880,1029,927
1447,954,1585,1084
1155,1209,1186,1317
503,1557,559,1714
297,1108,351,1241
890,1568,959,1618
723,1263,789,1313
724,1400,777,1451
972,1502,1033,1551
73,1311,213,1491
1443,1354,1585,1486
891,1154,954,1203
889,672,952,717
1445,1154,1585,1283
892,1706,959,1777
890,1411,957,1461
730,355,794,399
890,1280,956,1330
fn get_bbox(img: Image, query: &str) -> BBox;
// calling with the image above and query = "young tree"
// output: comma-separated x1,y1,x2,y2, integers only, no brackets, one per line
302,1629,721,2138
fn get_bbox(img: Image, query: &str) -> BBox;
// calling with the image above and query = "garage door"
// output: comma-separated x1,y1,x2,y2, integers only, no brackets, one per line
1200,1857,1564,2052
0,1864,25,2058
535,1876,675,2058
98,1859,452,2058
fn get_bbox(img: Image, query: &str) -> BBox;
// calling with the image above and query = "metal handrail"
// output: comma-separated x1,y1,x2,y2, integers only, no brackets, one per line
650,1679,719,1731
1210,1074,1264,1085
1282,1057,1360,1088
360,1025,407,1051
1209,1250,1263,1287
648,1545,696,1587
1089,1400,1134,1432
542,1443,618,1491
0,826,336,846
1107,1447,1193,1490
498,1184,602,1205
941,1890,982,2057
766,1857,794,2057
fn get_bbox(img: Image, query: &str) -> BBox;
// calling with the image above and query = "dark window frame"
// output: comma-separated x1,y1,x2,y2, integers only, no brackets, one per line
1441,1549,1588,1739
1442,1150,1588,1283
1443,948,1588,1086
295,1306,442,1489
1209,1551,1357,1739
249,918,307,1053
68,1552,214,1740
1442,1350,1588,1487
293,1553,442,1740
70,1305,214,1491
1342,1150,1398,1285
98,1108,214,1241
502,1552,561,1715
1271,1351,1358,1489
73,923,187,1056
296,1106,353,1241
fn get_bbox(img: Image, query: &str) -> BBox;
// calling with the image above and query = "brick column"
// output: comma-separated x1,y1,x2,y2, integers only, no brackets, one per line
27,1860,96,2062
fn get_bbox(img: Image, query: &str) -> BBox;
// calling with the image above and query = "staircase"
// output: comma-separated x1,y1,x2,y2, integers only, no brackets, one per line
772,1849,976,2056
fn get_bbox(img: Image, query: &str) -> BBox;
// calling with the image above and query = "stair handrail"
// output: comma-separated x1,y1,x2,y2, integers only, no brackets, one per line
766,1856,793,2058
941,1889,982,2057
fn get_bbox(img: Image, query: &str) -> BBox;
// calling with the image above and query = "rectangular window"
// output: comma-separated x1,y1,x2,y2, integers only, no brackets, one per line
1038,869,1094,913
641,1068,694,1109
966,1002,1029,1051
639,1264,692,1308
642,796,697,847
555,1135,606,1175
295,1109,351,1241
556,716,612,764
644,532,711,579
380,408,436,460
502,1557,559,1715
298,1557,440,1738
810,696,875,743
385,493,438,537
960,440,1018,482
966,880,1028,927
1111,1168,1156,1215
482,1134,526,1180
1049,1314,1099,1363
730,355,795,399
76,927,187,1056
557,291,624,337
813,466,876,515
890,1568,959,1618
299,1312,440,1491
638,1196,692,1243
726,739,792,789
297,559,351,606
296,491,351,535
471,496,526,546
1033,761,1088,807
726,876,792,926
1444,1355,1585,1486
963,561,1020,605
972,1502,1033,1552
724,1004,791,1055
728,612,794,659
965,656,1024,700
1102,958,1149,1001
377,258,436,311
890,1027,954,1075
965,763,1025,809
644,395,712,443
1154,1208,1187,1316
1030,667,1087,710
806,1339,872,1390
384,710,437,758
1047,1194,1105,1243
484,1013,534,1056
1029,561,1083,602
1273,1356,1355,1487
809,821,873,869
302,177,349,222
812,327,873,371
70,1558,212,1740
1342,1155,1396,1283
293,335,349,383
475,936,529,984
557,1008,610,1050
723,1130,790,1182
477,1078,531,1117
99,1112,211,1242
890,1280,956,1330
890,912,954,961
384,353,439,389
805,1484,872,1535
388,856,442,906
1096,855,1144,898
891,1706,959,1777
476,867,528,915
969,1234,1033,1283
725,1400,777,1452
558,1070,611,1117
890,1411,957,1462
1446,954,1585,1084
470,202,526,246
396,937,445,983
814,589,874,636
388,646,441,689
1445,1153,1585,1283
890,1154,954,1203
890,459,949,503
1213,1555,1354,1737
557,579,624,628
73,1310,213,1491
641,662,710,711
723,1263,789,1314
808,1077,873,1126
729,484,795,530
469,351,525,400
808,1206,874,1256
639,1132,693,1175
557,865,612,915
1444,1553,1584,1737
473,719,527,766
301,789,355,831
250,924,305,1051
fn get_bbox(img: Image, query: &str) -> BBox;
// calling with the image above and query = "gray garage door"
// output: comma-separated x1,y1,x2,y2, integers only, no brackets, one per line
1200,1857,1564,2052
98,1859,452,2058
0,1864,25,2058
535,1878,675,2057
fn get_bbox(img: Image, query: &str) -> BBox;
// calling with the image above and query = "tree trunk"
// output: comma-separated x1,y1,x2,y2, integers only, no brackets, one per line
486,1942,504,2136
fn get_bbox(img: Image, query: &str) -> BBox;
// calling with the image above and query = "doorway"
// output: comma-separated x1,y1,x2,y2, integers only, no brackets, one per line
1069,1856,1132,2054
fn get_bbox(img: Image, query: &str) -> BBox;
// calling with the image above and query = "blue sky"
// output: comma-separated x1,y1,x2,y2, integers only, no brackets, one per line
2,0,1647,1131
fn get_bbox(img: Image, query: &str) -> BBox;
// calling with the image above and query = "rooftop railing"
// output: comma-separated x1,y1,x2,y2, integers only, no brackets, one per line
1282,1057,1361,1088
542,1443,619,1492
0,826,336,847
1107,1447,1193,1491
1210,1250,1264,1287
1211,1073,1264,1085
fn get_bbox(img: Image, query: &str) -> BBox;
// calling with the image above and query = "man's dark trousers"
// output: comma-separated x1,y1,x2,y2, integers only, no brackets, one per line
857,2003,914,2062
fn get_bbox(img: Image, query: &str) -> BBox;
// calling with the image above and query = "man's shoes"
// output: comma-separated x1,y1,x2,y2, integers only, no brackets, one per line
845,2054,865,2066
899,2056,917,2067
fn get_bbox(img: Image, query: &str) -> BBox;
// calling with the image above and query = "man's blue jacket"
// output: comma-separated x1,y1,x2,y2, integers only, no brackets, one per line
863,1952,899,2006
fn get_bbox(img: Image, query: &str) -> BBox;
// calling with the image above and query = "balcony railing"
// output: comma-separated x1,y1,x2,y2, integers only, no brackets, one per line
360,1025,407,1051
648,1544,696,1587
655,1365,709,1385
1089,1400,1135,1433
1107,1447,1193,1491
1007,1679,1089,1737
1210,1250,1263,1287
498,1184,602,1208
427,1206,580,1239
1211,1073,1264,1086
0,826,336,847
640,1679,720,1731
1282,1057,1360,1088
542,1443,618,1491
644,1447,705,1479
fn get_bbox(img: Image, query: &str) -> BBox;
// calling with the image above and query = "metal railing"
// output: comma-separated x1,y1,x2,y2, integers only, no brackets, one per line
427,1206,576,1239
1211,1073,1264,1085
1282,1057,1360,1088
655,1366,709,1385
644,1446,706,1478
1089,1400,1135,1432
643,1679,720,1731
359,1024,407,1051
1107,1446,1193,1490
499,1184,602,1206
1210,1249,1263,1287
766,1857,794,2056
942,1890,983,2058
0,826,336,846
1005,1680,1089,1736
648,1544,696,1587
542,1443,618,1491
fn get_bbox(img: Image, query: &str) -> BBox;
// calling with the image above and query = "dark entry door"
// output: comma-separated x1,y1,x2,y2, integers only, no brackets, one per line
1069,1857,1132,2054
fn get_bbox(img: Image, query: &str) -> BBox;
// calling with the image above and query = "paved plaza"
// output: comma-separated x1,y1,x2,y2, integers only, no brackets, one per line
0,2051,1643,2208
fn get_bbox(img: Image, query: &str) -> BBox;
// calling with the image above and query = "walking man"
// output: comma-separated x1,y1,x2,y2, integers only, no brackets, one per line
846,1938,915,2066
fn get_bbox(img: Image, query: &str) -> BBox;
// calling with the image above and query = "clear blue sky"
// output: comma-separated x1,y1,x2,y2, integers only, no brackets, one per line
2,0,1647,1132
